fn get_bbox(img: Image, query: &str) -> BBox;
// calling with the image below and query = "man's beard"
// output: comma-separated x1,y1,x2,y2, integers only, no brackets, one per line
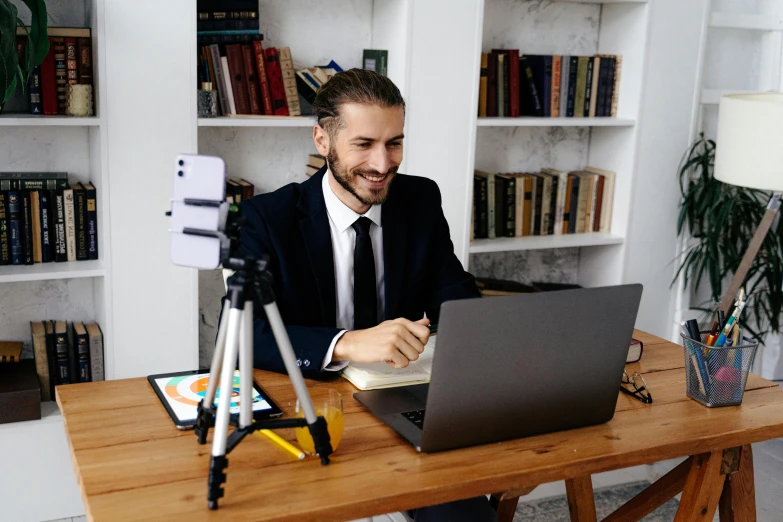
326,147,397,207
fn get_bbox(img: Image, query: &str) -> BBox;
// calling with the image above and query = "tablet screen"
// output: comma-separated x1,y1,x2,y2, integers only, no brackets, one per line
149,369,275,424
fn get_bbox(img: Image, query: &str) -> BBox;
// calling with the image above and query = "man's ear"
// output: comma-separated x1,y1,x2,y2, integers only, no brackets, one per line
313,124,330,157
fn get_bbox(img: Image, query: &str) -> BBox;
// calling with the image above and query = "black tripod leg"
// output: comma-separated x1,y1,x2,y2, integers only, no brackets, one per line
207,455,228,510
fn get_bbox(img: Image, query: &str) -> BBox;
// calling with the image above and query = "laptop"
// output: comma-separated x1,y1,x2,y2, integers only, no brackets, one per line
353,284,643,453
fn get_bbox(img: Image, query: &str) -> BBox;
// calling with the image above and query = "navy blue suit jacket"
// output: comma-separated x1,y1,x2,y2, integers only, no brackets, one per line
234,166,480,378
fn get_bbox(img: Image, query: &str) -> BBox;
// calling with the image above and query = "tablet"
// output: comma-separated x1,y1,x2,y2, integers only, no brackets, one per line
147,369,283,430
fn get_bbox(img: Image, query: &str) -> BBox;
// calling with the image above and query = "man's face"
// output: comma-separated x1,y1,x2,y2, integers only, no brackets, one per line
319,103,404,210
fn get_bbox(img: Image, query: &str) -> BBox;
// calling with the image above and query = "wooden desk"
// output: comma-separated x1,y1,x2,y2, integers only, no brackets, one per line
58,330,783,521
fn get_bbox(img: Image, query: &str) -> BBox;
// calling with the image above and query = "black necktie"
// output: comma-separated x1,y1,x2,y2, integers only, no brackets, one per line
352,216,377,330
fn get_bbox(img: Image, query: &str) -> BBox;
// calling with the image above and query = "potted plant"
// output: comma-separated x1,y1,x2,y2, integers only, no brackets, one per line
674,133,783,341
0,0,48,111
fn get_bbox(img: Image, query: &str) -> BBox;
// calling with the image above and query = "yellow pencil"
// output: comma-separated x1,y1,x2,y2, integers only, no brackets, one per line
256,429,305,460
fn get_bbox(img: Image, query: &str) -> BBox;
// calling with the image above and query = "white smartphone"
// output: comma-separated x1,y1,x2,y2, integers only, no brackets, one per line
170,154,228,270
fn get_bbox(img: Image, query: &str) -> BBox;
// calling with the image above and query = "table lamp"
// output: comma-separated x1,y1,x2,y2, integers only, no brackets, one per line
714,92,783,314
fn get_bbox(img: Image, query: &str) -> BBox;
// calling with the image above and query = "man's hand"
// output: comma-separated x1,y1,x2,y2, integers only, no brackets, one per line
333,318,431,368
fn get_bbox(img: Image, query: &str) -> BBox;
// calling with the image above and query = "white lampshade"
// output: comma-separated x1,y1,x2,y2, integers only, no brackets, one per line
714,93,783,191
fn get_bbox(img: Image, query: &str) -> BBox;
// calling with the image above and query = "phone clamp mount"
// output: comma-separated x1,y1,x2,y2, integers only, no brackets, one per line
170,200,333,510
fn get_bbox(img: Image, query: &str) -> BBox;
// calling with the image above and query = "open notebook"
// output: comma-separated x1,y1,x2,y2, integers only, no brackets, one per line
340,335,436,391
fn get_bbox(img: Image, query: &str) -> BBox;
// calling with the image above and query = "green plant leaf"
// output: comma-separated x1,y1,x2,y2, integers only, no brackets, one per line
0,0,19,104
20,0,47,64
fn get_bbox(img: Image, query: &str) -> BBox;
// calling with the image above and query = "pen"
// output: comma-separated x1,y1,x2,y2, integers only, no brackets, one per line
718,310,726,330
256,429,305,460
714,294,747,348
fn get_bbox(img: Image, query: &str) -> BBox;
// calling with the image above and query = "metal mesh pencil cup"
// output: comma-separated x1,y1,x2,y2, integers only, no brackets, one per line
680,332,759,407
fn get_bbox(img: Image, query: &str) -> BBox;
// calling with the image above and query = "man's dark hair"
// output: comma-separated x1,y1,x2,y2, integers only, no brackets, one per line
312,68,406,139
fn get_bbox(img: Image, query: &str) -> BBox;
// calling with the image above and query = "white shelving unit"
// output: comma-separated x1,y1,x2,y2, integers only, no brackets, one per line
198,115,316,127
1,1,110,519
458,0,649,291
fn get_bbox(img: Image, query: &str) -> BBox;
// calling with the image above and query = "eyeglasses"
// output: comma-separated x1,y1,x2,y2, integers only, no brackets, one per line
620,370,653,404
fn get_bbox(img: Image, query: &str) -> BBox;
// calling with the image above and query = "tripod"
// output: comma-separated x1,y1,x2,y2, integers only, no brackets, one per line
193,254,333,510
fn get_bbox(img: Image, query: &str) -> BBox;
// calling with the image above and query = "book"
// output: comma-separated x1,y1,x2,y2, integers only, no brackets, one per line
85,323,104,382
31,322,51,401
362,49,388,76
73,322,91,382
341,335,436,390
83,182,98,259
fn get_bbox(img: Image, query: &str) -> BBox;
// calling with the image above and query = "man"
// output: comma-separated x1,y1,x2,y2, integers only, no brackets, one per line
236,69,494,521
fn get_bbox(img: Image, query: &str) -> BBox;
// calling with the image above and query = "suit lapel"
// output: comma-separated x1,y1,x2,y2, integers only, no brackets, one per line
298,167,337,326
382,187,407,320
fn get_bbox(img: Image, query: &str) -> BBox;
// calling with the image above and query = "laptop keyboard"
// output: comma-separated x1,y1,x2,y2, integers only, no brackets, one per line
401,409,426,429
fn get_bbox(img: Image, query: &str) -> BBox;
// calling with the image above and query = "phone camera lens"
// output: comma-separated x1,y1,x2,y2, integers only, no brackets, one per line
178,171,184,177
178,159,184,166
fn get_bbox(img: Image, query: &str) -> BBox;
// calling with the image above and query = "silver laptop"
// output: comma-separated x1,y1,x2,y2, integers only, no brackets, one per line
353,284,643,452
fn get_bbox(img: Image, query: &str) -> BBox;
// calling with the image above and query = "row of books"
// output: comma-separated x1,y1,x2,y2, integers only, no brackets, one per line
0,172,98,266
305,154,326,177
226,177,256,204
30,320,104,402
478,52,622,118
12,27,94,116
472,166,615,240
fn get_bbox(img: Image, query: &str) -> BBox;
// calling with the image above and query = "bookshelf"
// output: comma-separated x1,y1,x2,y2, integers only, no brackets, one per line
2,1,109,519
454,0,649,293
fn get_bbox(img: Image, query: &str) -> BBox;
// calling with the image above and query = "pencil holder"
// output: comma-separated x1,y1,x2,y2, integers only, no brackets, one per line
680,332,759,407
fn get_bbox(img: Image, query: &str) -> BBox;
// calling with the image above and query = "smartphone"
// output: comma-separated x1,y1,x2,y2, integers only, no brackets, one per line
170,154,228,270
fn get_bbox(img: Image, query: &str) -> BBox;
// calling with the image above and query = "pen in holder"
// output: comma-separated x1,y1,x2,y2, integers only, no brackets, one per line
680,331,758,407
197,82,217,118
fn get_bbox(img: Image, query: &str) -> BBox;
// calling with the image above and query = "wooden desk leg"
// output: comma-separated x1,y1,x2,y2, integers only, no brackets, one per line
674,450,727,522
490,486,537,522
719,445,756,522
566,476,597,522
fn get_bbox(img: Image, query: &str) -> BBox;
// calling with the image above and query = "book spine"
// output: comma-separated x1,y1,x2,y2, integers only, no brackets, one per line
45,322,57,398
53,38,67,114
20,191,33,265
264,47,290,116
474,175,487,239
574,56,588,118
520,56,542,116
241,44,263,115
225,44,251,115
55,331,70,385
220,56,237,114
568,175,580,234
31,323,50,402
77,330,91,382
611,56,622,117
29,66,42,114
198,10,259,21
487,52,498,117
505,177,516,238
566,56,578,117
87,325,104,382
542,56,552,118
86,185,98,260
478,52,488,117
278,47,301,117
197,19,259,31
583,57,594,117
8,190,22,265
559,56,570,118
496,54,504,117
63,189,76,262
41,38,58,115
551,55,561,118
54,189,67,262
509,50,520,118
533,177,543,236
77,37,93,85
252,40,273,115
30,191,42,263
208,44,229,115
65,38,79,87
588,56,601,118
74,186,88,260
0,191,8,265
495,177,506,237
487,174,496,239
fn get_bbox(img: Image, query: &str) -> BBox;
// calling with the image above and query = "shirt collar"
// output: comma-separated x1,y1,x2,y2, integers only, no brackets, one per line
322,169,382,232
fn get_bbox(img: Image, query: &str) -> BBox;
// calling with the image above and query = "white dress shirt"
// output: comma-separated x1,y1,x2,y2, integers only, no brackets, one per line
321,171,386,370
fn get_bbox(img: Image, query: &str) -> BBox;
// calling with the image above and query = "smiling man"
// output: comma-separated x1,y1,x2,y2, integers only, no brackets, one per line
237,68,480,377
235,67,491,522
